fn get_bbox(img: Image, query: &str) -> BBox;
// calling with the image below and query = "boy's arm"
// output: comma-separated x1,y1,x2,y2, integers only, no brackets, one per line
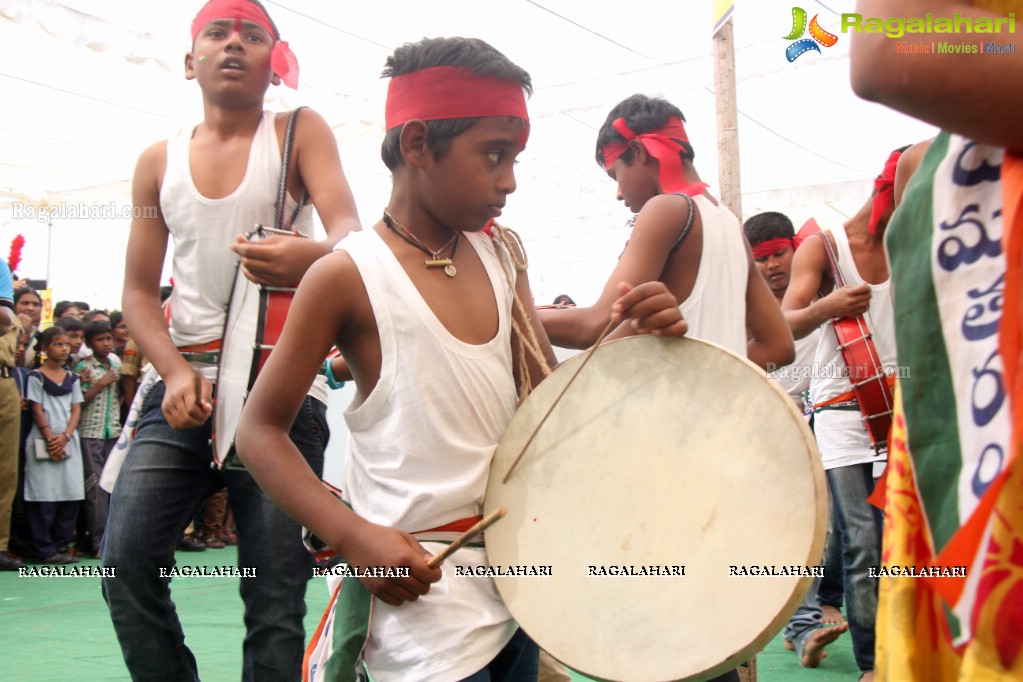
539,193,689,349
603,281,688,342
894,138,934,206
231,109,362,287
122,142,211,429
782,236,871,339
236,253,441,605
850,0,1023,151
80,367,116,404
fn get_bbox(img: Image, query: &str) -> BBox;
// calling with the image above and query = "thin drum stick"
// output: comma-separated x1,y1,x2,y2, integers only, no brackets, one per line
193,372,204,408
426,507,507,568
501,318,616,484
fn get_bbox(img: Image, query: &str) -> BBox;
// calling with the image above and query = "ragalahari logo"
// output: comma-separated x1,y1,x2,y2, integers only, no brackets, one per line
784,7,839,62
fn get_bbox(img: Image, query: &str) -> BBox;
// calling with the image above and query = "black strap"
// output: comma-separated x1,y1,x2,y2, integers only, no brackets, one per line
274,107,310,229
670,192,697,252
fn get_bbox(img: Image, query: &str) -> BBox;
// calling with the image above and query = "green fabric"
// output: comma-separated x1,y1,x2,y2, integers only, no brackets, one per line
323,576,374,681
885,131,965,557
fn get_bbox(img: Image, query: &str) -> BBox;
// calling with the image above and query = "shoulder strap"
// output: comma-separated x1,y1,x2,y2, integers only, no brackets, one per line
275,107,310,229
669,193,696,252
814,229,846,289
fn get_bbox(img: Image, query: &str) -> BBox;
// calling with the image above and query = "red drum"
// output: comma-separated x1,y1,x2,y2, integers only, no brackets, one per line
831,317,895,453
213,225,306,467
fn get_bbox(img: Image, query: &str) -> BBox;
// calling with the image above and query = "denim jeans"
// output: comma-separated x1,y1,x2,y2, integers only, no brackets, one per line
825,463,883,673
102,381,327,682
457,629,539,682
782,575,824,652
817,495,845,610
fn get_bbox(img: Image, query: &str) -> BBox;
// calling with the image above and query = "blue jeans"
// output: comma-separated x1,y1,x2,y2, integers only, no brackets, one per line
826,463,883,674
818,495,845,609
457,629,539,681
102,381,327,682
782,575,824,654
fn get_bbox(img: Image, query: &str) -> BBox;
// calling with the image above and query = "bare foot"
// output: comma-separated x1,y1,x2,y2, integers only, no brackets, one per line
860,672,875,682
801,623,849,668
821,604,845,625
784,638,824,658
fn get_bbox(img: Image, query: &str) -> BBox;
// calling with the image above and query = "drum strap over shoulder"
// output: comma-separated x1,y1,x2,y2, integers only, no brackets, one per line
275,107,310,230
486,221,553,400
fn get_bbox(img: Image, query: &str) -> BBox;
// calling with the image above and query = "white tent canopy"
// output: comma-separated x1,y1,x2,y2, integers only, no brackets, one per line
0,0,935,307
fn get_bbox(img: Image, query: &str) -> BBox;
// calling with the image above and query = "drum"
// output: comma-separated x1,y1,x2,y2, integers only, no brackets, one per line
484,336,827,682
831,316,895,453
213,226,303,466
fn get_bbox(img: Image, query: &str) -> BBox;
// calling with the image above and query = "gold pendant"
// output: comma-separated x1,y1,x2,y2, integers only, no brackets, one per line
444,263,457,278
425,258,453,269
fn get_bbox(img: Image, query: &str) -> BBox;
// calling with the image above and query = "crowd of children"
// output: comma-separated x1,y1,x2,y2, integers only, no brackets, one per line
0,294,235,567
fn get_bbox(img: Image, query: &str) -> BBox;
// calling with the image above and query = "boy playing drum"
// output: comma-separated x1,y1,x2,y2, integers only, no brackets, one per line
236,36,687,681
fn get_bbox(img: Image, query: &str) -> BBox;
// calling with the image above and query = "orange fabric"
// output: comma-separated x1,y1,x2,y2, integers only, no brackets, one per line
416,515,482,535
810,374,896,410
303,579,344,681
177,339,222,352
1001,150,1023,466
875,383,963,680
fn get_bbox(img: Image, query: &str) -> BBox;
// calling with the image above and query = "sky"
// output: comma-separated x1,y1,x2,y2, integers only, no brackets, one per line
0,0,937,310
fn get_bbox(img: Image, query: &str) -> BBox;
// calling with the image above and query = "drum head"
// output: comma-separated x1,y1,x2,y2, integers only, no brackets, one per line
485,336,826,682
213,266,259,464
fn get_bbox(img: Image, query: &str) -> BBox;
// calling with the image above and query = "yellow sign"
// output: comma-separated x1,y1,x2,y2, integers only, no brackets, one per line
39,288,53,329
713,0,734,35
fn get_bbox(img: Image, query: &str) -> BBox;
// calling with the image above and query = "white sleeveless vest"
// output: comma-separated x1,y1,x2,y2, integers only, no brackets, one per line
337,228,519,680
160,110,312,347
678,195,748,355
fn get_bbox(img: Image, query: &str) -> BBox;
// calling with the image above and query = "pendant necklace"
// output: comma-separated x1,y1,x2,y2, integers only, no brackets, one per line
382,210,460,277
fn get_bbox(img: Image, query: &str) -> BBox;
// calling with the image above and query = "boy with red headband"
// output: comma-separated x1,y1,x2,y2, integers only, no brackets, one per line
102,1,361,679
235,37,687,681
743,211,851,668
781,147,909,682
538,94,794,373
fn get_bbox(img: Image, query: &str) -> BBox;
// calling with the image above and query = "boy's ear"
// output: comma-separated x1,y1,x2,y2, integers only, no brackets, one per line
270,72,282,86
398,120,431,168
184,52,196,81
629,140,648,164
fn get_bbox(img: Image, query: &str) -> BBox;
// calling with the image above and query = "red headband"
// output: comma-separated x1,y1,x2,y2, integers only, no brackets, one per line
602,117,705,195
752,238,795,260
191,0,299,89
385,66,530,144
869,149,903,234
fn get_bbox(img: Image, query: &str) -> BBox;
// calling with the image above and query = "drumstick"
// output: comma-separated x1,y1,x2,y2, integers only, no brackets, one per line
426,507,507,568
501,318,616,483
193,372,203,407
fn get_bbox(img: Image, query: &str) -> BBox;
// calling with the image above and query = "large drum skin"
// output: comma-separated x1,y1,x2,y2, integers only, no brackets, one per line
485,335,827,682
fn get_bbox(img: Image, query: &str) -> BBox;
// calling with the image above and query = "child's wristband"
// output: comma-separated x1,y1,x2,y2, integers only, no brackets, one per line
324,358,345,391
